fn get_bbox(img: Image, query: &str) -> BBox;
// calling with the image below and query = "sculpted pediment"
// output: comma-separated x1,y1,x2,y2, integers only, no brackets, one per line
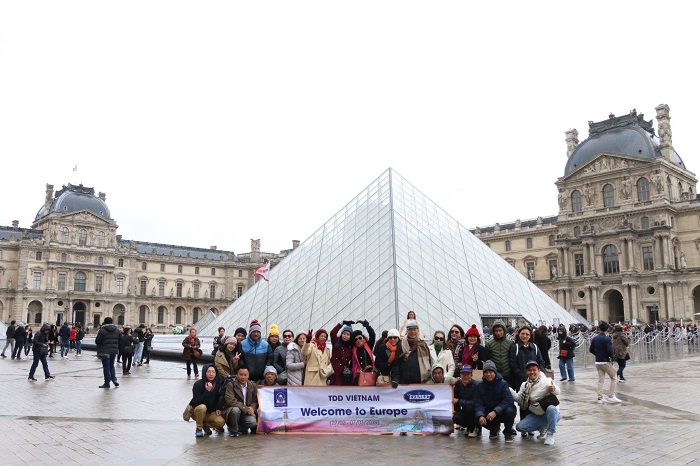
61,210,115,226
562,153,649,182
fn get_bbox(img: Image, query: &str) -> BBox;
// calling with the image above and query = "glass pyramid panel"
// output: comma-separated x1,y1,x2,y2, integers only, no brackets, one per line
196,169,577,338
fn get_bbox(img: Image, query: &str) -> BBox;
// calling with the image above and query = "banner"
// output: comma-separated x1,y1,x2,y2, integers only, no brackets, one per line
258,385,453,434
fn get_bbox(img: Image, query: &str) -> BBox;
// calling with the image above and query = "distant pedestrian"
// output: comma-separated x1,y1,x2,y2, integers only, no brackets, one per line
1,320,17,358
12,324,27,360
589,321,621,404
143,328,154,364
612,326,630,383
28,324,54,381
69,325,77,351
133,324,146,365
95,317,120,389
75,325,84,357
182,327,202,379
120,327,137,375
556,326,576,382
48,325,58,357
24,325,33,357
59,322,71,358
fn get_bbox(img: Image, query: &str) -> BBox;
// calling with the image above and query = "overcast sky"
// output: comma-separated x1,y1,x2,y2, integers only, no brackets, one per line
1,2,698,255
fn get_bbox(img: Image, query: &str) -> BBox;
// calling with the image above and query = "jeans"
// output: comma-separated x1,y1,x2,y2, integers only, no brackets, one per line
134,341,144,363
616,358,627,379
558,358,575,381
516,405,561,434
29,348,51,378
60,340,70,357
102,353,118,385
596,362,618,398
1,338,15,356
76,340,82,355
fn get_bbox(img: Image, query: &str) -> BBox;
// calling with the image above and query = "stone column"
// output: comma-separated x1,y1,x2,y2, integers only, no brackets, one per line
589,244,597,275
666,282,675,319
619,240,628,271
590,286,598,322
659,284,668,321
630,285,639,321
565,289,572,309
654,236,663,269
628,238,636,270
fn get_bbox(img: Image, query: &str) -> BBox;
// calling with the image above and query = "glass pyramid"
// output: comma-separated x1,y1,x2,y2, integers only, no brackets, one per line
196,169,577,338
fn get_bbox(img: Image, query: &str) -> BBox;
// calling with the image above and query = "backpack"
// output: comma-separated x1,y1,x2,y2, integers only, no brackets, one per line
514,343,538,357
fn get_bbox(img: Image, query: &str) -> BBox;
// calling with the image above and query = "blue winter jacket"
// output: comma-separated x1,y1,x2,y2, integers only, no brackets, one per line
474,373,514,418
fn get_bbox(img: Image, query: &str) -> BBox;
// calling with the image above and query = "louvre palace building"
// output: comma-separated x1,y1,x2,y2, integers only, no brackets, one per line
0,184,288,329
472,104,700,325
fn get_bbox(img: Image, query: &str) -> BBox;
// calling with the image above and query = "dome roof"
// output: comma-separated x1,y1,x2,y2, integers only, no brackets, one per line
35,184,111,221
565,111,685,176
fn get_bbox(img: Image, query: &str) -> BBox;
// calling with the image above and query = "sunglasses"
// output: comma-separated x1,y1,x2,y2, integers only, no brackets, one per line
451,330,461,334
355,337,364,341
283,335,293,338
433,337,444,341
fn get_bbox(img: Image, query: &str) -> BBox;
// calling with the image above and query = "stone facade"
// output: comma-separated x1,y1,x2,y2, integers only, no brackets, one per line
473,105,700,324
0,184,290,330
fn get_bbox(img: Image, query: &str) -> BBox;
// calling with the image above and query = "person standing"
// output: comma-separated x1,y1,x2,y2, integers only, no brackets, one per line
239,320,272,383
589,321,621,403
302,329,332,386
212,326,226,356
69,325,77,352
75,324,84,357
1,320,17,358
392,320,431,386
329,320,355,386
119,327,137,376
48,324,58,358
460,325,489,371
428,330,455,378
133,324,146,366
24,325,33,357
59,321,71,359
556,326,576,382
285,333,307,386
143,328,154,364
182,327,202,379
95,317,120,389
273,330,293,385
28,324,54,381
486,320,514,387
533,325,552,369
351,321,376,385
12,323,27,360
612,325,630,383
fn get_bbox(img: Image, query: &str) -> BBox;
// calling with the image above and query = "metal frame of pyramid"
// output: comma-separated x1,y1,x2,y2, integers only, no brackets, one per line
196,168,577,338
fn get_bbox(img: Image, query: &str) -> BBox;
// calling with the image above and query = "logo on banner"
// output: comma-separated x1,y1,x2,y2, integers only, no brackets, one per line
403,389,435,403
274,388,288,407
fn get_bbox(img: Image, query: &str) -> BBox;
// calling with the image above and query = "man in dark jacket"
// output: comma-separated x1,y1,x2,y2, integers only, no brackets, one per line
454,364,480,437
133,324,146,366
391,320,431,386
589,321,620,404
474,360,516,442
28,324,54,381
59,322,71,358
190,364,226,437
1,320,17,358
220,366,259,437
95,317,120,389
12,324,27,360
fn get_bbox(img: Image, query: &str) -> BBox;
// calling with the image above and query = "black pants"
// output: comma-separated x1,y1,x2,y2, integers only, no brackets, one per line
481,406,516,433
186,359,199,376
12,342,25,359
143,347,150,363
122,354,133,374
454,405,476,430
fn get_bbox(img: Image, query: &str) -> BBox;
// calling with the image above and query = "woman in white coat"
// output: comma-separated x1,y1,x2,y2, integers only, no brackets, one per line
302,329,332,386
428,330,455,377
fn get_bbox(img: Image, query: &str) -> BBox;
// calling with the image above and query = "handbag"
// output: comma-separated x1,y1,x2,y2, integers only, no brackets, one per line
538,392,560,409
471,369,483,382
96,352,108,360
376,375,392,386
192,349,201,359
319,363,334,379
544,368,555,380
342,366,353,385
358,366,377,386
182,404,193,422
559,348,569,358
40,346,49,357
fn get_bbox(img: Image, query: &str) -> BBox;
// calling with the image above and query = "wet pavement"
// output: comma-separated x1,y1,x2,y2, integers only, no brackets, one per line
1,347,700,465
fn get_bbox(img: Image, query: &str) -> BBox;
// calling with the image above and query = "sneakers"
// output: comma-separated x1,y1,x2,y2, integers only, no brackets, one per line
560,378,567,381
489,429,499,439
537,430,548,440
597,397,607,404
195,428,204,438
229,431,241,437
618,377,626,383
504,434,514,443
113,381,120,387
1,354,6,358
467,428,477,438
28,377,37,382
45,375,55,380
607,395,622,403
544,432,555,445
203,427,212,435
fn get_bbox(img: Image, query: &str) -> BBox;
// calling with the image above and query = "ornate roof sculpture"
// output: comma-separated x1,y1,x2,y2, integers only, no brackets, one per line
196,168,577,337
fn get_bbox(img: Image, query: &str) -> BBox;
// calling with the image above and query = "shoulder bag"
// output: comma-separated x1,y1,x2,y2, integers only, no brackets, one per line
538,392,560,409
358,366,377,386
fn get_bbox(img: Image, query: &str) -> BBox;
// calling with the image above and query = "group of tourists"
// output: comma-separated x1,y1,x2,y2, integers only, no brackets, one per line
184,313,577,444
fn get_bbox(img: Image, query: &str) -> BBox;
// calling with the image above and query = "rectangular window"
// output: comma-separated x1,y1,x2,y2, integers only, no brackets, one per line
643,246,654,271
142,262,147,271
95,275,103,292
237,286,243,298
159,282,165,297
160,263,165,272
211,268,216,276
194,283,200,299
157,308,164,324
117,277,124,294
575,254,584,276
176,308,182,325
210,284,216,298
33,272,41,289
176,282,183,297
58,273,66,291
140,280,147,296
178,265,183,274
195,267,199,275
238,269,243,277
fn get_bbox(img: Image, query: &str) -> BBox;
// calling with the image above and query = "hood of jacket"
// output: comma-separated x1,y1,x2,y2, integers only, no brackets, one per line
491,320,507,338
102,324,119,334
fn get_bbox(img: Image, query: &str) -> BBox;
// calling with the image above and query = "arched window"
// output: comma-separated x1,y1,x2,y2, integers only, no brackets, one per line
60,227,69,243
641,216,649,229
505,240,511,252
603,245,619,274
526,237,533,249
571,190,582,213
157,306,166,324
548,235,555,246
193,308,200,323
574,226,581,237
603,184,615,207
97,231,106,247
36,251,42,260
637,177,650,201
74,271,87,291
78,229,87,246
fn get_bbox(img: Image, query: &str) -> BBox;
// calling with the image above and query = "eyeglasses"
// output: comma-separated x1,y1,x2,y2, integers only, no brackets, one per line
433,337,444,341
283,334,293,338
355,337,364,341
451,330,460,334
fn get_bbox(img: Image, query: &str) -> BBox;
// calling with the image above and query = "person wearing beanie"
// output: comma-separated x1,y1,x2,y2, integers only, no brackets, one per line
454,364,479,437
234,327,247,342
428,330,455,378
215,336,241,379
330,319,356,386
350,320,376,385
239,319,273,382
189,364,226,437
28,324,54,382
460,324,489,373
393,320,431,386
511,361,561,445
258,365,279,386
374,329,401,386
556,326,576,382
95,317,119,388
302,328,332,386
267,324,281,352
589,321,620,403
474,360,516,442
612,326,630,383
486,320,514,386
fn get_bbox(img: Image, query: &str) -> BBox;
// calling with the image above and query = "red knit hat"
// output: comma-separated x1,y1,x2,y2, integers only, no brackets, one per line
466,324,480,338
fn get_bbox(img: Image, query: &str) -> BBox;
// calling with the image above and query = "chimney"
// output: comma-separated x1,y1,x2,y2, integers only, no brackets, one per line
44,184,54,214
210,246,217,250
12,220,19,228
292,240,300,249
655,104,674,161
565,129,579,158
98,191,106,201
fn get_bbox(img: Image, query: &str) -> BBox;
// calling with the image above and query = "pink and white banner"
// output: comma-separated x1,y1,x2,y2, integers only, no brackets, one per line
258,385,453,434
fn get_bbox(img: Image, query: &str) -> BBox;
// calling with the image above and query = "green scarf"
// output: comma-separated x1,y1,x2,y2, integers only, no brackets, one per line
434,343,443,355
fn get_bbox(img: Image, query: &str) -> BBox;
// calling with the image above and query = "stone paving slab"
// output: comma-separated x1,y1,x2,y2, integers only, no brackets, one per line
2,350,700,465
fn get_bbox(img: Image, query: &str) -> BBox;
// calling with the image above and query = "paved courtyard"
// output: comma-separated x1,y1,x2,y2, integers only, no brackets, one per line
1,349,700,465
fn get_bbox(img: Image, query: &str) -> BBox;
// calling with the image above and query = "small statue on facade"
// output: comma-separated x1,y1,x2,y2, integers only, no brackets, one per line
528,268,535,281
681,252,687,269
